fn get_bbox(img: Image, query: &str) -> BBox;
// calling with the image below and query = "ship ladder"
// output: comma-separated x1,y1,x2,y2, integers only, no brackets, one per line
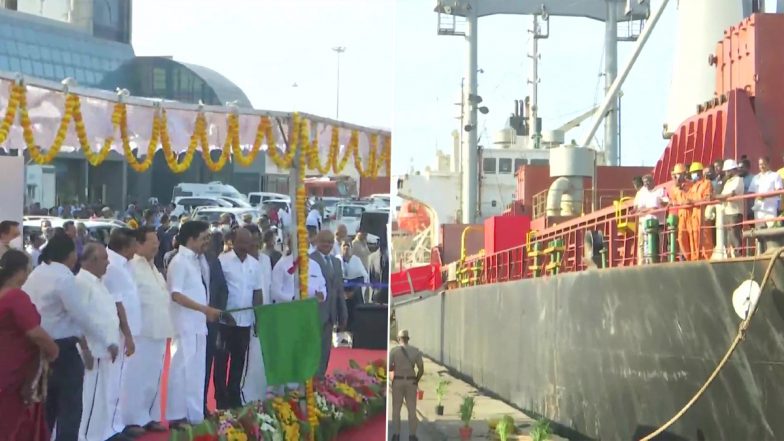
526,231,542,277
614,197,636,264
544,238,565,276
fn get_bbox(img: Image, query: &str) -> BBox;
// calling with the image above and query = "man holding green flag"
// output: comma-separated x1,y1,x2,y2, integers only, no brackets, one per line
255,240,329,386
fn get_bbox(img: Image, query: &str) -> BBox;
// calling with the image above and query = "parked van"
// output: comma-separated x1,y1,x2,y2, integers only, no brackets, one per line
248,192,290,207
171,182,245,202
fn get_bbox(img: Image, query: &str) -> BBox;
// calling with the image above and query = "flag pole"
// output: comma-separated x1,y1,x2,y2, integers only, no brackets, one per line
293,115,319,440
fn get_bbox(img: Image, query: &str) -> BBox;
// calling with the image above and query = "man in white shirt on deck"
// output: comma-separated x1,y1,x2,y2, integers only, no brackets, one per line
122,226,173,433
749,156,784,229
167,221,223,426
215,228,262,410
632,174,667,264
103,228,143,438
75,243,121,441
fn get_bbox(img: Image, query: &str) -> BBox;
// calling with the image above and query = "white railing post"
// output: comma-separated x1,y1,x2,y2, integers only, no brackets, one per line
711,204,726,260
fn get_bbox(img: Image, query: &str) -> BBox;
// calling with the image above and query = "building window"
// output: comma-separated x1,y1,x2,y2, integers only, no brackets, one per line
530,159,549,166
499,158,512,174
514,158,526,172
152,67,166,94
483,157,496,174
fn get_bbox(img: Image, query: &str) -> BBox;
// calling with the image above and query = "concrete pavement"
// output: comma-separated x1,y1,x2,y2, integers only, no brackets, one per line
387,342,566,440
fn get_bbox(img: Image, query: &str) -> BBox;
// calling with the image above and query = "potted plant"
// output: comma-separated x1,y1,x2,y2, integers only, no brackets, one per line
435,378,450,415
495,415,516,441
458,395,475,440
531,419,552,441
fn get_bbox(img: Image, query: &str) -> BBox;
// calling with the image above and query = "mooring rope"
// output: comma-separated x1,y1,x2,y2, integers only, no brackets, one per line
640,246,784,441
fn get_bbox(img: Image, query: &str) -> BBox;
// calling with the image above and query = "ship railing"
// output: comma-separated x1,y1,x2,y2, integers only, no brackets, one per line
531,188,638,219
457,188,784,287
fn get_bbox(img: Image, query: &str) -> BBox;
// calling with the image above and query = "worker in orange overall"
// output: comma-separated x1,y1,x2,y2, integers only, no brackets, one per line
686,162,714,260
668,163,693,260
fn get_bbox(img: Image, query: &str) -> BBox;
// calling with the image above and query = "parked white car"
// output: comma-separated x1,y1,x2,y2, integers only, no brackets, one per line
191,207,260,225
171,196,232,217
248,192,290,207
334,203,367,236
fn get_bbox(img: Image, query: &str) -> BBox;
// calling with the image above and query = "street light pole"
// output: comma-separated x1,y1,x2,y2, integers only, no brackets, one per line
332,46,346,120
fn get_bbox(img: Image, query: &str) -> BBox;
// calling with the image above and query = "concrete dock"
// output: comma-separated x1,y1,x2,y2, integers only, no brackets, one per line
387,342,565,440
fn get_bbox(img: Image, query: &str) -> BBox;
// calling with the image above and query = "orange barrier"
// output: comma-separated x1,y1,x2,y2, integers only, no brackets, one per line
391,264,442,296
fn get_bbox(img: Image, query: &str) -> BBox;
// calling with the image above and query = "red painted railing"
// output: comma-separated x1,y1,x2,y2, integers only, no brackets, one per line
456,188,784,288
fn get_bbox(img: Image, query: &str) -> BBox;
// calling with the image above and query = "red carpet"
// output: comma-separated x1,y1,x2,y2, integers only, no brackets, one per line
138,346,386,441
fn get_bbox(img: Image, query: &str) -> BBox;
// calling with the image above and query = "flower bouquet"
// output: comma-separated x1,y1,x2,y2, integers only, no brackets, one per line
169,359,387,441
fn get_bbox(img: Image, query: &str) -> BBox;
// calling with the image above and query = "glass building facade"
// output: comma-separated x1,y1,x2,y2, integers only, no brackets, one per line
0,5,134,87
99,57,253,108
0,3,263,208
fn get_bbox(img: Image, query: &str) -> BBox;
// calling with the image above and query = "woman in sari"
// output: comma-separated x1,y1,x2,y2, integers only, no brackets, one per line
0,250,59,441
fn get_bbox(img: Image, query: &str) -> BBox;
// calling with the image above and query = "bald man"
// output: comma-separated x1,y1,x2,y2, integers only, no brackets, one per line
76,243,121,441
331,224,348,257
215,227,262,409
309,230,348,377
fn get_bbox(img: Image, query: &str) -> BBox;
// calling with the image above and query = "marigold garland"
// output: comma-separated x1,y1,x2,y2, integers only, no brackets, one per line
353,132,381,178
0,83,22,144
159,109,198,174
122,105,156,173
304,120,332,175
231,116,267,167
333,129,357,174
267,113,300,170
200,113,232,173
379,135,392,176
292,112,319,441
0,82,389,177
72,94,113,166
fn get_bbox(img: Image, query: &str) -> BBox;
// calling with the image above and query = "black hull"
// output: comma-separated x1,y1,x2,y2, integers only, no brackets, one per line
393,257,784,440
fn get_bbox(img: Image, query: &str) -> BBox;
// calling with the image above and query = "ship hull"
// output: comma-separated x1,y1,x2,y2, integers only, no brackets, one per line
394,256,784,440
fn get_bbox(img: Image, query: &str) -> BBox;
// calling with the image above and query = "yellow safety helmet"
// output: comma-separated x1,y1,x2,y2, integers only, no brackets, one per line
689,162,704,173
672,163,687,174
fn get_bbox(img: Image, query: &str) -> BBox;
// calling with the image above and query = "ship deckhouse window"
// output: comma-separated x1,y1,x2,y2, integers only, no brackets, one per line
530,159,549,166
514,158,526,172
483,158,496,174
499,158,512,174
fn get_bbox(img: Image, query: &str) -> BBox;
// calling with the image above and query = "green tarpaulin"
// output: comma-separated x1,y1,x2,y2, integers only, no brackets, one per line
255,298,322,385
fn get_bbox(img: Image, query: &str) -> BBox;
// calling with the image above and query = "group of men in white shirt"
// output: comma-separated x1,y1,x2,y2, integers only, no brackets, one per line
23,227,170,441
21,219,347,441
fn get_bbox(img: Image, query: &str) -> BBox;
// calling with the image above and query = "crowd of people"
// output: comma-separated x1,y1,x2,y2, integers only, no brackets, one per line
631,155,784,262
0,203,389,441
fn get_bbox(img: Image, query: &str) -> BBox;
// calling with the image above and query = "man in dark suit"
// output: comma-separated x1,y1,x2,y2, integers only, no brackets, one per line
309,229,348,377
367,233,389,304
201,231,230,416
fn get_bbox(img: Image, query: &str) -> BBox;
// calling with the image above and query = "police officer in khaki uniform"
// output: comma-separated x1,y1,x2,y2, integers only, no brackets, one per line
389,329,424,441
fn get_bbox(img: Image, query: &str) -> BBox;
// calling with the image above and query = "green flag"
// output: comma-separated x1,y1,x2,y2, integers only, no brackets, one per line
255,298,322,385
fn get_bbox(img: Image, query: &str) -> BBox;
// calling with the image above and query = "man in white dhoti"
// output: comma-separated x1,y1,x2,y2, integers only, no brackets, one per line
75,243,121,441
215,228,262,410
167,221,223,426
102,228,142,438
122,226,173,432
241,228,273,404
268,240,327,392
